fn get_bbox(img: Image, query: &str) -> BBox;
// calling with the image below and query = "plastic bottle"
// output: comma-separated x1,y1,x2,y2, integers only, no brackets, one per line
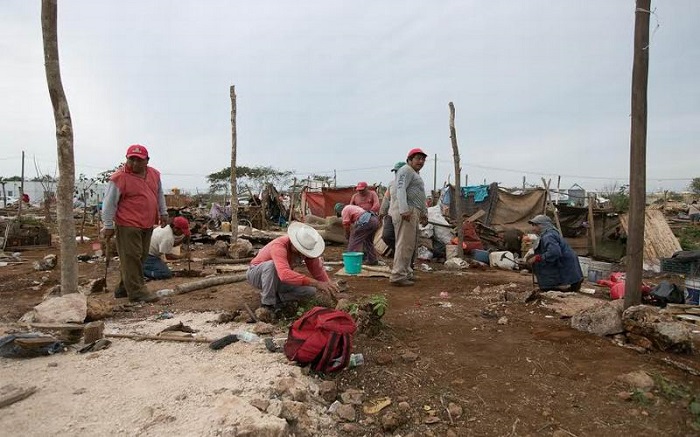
235,331,260,343
348,353,364,368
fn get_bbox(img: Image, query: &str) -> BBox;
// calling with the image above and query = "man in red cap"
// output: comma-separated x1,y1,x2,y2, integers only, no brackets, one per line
102,144,168,302
350,181,380,213
143,216,191,279
390,148,428,286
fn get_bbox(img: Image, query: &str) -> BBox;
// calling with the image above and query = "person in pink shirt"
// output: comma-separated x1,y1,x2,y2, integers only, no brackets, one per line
247,222,339,311
335,203,380,265
350,182,380,213
102,144,168,303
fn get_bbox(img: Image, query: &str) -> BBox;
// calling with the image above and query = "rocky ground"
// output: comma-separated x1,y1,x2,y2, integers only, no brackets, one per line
1,228,700,436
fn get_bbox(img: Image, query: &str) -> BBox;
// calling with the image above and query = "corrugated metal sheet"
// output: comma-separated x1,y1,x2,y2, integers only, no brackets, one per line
619,208,682,269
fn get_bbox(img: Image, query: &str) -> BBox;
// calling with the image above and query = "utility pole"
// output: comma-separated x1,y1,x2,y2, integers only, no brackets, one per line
230,85,238,241
625,0,651,309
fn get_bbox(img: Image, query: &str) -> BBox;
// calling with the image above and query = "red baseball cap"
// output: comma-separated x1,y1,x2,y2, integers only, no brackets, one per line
126,144,149,160
407,148,427,159
172,216,191,236
356,182,368,191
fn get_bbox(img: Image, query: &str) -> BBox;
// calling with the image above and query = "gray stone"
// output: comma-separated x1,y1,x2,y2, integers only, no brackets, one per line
318,380,337,403
253,322,275,335
380,412,401,432
570,299,624,336
20,292,87,323
623,305,693,354
618,370,654,391
340,388,364,405
234,416,288,437
447,402,463,418
279,400,308,422
229,239,253,259
214,240,229,256
249,398,270,412
335,404,356,422
401,351,419,362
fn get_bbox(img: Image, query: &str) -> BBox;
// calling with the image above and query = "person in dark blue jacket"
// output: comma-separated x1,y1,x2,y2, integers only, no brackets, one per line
527,214,583,292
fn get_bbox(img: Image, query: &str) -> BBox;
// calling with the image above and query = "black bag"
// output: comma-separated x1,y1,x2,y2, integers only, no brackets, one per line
648,281,685,307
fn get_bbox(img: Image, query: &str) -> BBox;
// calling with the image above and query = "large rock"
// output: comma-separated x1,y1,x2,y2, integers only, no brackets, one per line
19,293,87,323
570,300,625,336
622,305,693,354
229,239,253,259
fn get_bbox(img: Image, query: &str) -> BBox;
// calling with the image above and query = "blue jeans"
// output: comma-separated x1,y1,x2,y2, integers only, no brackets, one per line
143,255,173,279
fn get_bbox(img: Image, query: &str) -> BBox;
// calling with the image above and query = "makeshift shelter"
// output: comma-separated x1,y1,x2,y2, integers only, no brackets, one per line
301,186,378,218
447,183,547,232
619,208,682,270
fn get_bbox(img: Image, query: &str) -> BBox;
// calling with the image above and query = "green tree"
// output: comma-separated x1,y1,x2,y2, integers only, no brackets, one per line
690,177,700,195
601,183,630,213
206,165,293,196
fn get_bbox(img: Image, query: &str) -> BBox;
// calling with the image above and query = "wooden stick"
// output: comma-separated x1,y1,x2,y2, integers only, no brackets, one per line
174,274,247,294
243,303,259,323
0,385,37,409
106,333,211,343
202,257,253,265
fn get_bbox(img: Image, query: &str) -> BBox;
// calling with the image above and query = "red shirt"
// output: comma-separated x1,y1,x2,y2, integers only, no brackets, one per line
350,190,380,213
341,204,367,226
250,236,329,286
111,166,162,228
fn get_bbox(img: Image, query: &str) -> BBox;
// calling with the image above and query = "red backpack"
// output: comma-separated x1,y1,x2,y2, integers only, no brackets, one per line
284,307,357,373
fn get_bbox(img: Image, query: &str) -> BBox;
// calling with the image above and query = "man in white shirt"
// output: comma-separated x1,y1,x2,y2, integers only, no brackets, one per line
143,216,191,279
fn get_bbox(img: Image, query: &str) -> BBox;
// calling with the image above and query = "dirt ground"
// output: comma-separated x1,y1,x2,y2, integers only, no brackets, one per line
2,226,700,436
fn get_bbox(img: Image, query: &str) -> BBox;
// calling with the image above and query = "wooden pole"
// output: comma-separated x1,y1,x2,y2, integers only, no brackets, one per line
449,102,464,257
625,0,651,309
433,153,437,192
230,85,238,243
587,194,597,257
18,151,25,219
42,0,77,294
288,177,297,221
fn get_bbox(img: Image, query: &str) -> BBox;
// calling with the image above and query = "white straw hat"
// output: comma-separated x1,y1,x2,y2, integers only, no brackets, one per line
287,221,325,258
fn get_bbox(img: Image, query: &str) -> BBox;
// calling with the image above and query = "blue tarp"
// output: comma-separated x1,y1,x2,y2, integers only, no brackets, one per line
460,185,489,202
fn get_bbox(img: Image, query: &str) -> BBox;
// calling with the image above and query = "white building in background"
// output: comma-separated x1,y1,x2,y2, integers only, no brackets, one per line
0,179,107,206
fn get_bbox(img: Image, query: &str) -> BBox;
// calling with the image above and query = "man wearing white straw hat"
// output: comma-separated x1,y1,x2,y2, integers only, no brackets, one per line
247,221,340,310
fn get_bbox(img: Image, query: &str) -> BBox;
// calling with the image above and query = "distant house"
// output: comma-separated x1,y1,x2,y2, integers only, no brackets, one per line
1,179,107,206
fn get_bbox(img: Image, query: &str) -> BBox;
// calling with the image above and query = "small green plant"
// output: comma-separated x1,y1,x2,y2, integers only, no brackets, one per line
368,294,388,317
689,395,700,430
630,389,651,406
347,303,359,317
653,374,688,400
677,226,700,251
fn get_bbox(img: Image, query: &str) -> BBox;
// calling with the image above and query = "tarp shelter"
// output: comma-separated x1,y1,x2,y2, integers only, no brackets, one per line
302,187,377,218
447,183,547,232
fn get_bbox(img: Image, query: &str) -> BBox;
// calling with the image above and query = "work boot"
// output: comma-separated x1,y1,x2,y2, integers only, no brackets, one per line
390,279,415,287
114,283,127,299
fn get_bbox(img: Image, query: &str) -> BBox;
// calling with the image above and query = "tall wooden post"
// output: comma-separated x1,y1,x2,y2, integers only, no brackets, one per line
289,177,297,221
18,151,25,219
587,194,597,257
230,85,238,242
449,102,464,257
625,0,651,309
42,0,77,293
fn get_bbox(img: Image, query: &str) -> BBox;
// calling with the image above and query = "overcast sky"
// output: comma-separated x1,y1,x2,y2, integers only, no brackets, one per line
1,1,698,195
